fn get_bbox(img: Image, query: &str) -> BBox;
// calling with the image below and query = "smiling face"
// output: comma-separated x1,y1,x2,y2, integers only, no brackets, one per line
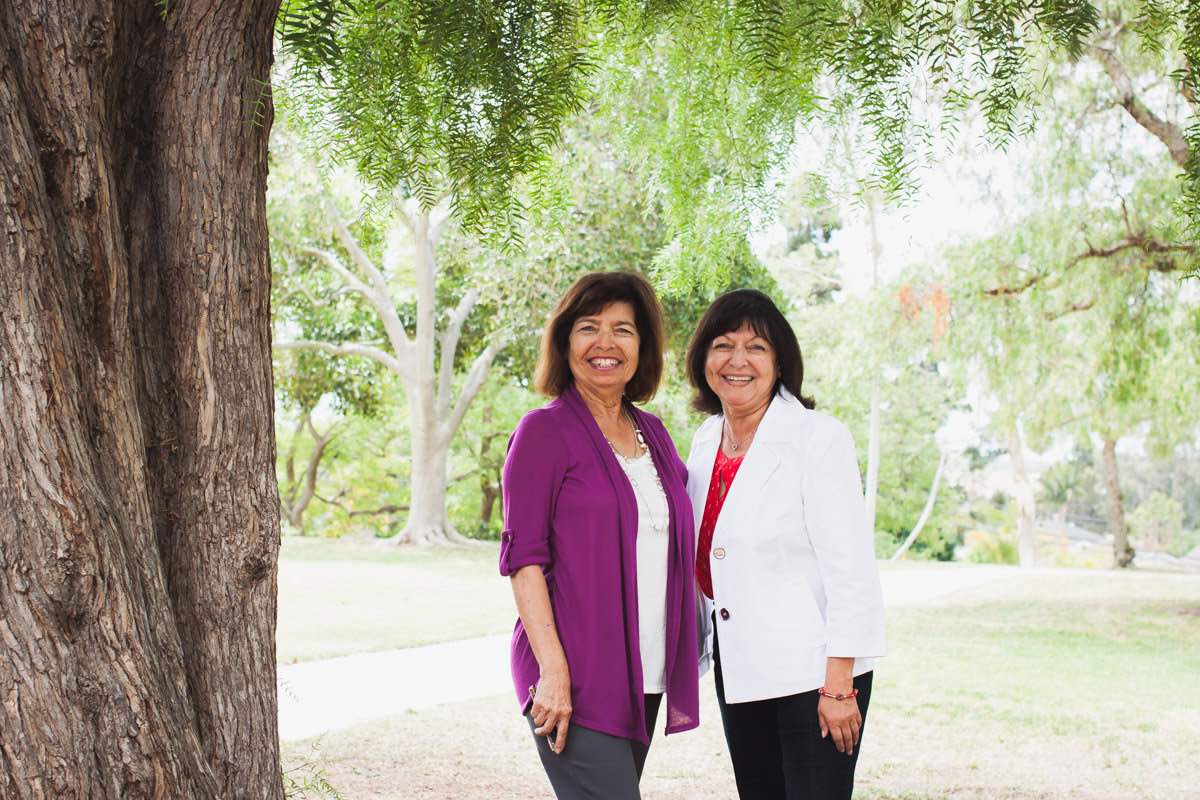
567,301,640,400
704,322,778,415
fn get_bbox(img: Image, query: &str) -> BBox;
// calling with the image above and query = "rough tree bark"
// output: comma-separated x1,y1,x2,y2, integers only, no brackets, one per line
1008,422,1038,567
1,2,282,798
277,200,504,546
1101,436,1136,568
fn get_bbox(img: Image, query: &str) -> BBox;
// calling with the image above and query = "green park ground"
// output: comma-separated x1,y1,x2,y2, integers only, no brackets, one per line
277,539,1200,799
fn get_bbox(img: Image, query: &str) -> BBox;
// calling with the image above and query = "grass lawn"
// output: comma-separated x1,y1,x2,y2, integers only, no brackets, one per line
277,537,511,664
277,537,1000,664
281,564,1200,799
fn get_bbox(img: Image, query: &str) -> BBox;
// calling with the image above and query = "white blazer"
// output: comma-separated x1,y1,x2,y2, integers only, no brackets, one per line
688,388,886,704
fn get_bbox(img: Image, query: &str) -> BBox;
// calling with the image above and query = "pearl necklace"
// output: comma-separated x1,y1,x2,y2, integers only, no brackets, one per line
605,413,668,534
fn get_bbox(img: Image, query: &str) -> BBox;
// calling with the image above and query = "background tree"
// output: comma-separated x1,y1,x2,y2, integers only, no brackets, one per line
1083,0,1198,249
800,283,965,560
274,187,505,545
270,145,390,533
945,71,1199,566
267,112,786,541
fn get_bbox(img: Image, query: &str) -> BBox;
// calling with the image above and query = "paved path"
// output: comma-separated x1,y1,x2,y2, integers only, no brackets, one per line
278,564,1008,742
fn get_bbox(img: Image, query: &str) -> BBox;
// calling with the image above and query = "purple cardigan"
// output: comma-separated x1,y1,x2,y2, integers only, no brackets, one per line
499,385,700,744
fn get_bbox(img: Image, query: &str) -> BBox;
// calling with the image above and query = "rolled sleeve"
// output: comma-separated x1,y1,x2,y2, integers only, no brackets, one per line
803,422,887,659
498,411,563,576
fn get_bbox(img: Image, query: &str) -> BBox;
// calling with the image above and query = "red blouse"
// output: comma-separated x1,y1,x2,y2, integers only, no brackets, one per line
695,446,744,599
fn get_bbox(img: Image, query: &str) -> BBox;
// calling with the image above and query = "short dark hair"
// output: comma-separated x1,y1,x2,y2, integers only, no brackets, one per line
686,289,815,415
535,271,666,402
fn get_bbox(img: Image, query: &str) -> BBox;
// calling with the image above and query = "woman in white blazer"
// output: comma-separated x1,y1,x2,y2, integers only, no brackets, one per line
685,289,886,800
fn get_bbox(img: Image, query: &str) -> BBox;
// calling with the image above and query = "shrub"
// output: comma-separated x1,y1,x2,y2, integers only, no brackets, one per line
960,529,1019,565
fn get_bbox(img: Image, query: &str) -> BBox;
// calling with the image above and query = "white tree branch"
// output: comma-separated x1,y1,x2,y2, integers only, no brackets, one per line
393,191,419,236
300,246,374,300
437,288,480,416
326,221,414,356
332,219,392,300
298,244,415,362
440,336,506,448
275,339,409,378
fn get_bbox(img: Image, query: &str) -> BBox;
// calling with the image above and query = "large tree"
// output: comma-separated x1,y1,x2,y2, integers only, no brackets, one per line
1,2,282,797
277,196,505,545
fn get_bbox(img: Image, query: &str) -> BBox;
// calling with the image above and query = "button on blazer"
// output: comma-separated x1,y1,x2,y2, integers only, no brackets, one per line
688,388,886,704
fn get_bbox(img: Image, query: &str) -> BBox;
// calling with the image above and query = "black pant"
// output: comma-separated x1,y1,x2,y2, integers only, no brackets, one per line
714,621,873,800
528,693,663,800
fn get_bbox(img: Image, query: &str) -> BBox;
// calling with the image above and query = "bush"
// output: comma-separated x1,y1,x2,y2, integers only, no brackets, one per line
461,518,502,542
1129,492,1188,556
960,529,1019,565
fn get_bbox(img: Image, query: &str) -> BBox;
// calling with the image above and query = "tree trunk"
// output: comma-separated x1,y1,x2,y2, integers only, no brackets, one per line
400,413,451,544
395,394,476,545
481,483,501,524
0,3,282,798
862,190,883,536
1008,423,1037,567
478,404,502,524
1101,436,1136,568
281,413,334,533
864,378,882,535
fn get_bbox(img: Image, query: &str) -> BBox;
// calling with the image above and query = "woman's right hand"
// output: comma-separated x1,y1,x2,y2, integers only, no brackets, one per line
531,667,572,755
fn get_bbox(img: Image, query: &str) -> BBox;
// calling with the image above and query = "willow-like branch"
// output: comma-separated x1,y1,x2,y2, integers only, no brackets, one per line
983,275,1042,296
1045,298,1097,320
1070,234,1195,267
1091,44,1190,166
983,233,1195,296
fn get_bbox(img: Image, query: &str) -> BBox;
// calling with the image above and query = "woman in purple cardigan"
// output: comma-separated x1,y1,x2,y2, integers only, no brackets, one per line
499,271,700,799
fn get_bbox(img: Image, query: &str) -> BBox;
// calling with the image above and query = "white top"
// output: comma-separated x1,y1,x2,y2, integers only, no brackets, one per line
615,448,670,693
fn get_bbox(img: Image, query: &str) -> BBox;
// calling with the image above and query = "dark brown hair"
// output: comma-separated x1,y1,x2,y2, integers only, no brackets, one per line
686,289,815,414
535,271,666,402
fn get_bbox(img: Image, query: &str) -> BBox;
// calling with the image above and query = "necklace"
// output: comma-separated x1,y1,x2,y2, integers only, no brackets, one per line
723,417,759,453
605,411,668,534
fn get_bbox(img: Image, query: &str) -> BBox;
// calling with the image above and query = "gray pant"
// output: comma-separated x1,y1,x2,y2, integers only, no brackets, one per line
527,694,663,799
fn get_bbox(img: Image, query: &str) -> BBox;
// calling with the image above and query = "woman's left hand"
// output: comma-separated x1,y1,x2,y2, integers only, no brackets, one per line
817,694,862,756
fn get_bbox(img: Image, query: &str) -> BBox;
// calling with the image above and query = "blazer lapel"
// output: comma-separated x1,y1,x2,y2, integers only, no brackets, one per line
688,420,721,535
712,394,790,542
712,441,780,542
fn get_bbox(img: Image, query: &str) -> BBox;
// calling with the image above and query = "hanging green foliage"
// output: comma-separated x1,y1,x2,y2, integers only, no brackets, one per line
277,0,1125,253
